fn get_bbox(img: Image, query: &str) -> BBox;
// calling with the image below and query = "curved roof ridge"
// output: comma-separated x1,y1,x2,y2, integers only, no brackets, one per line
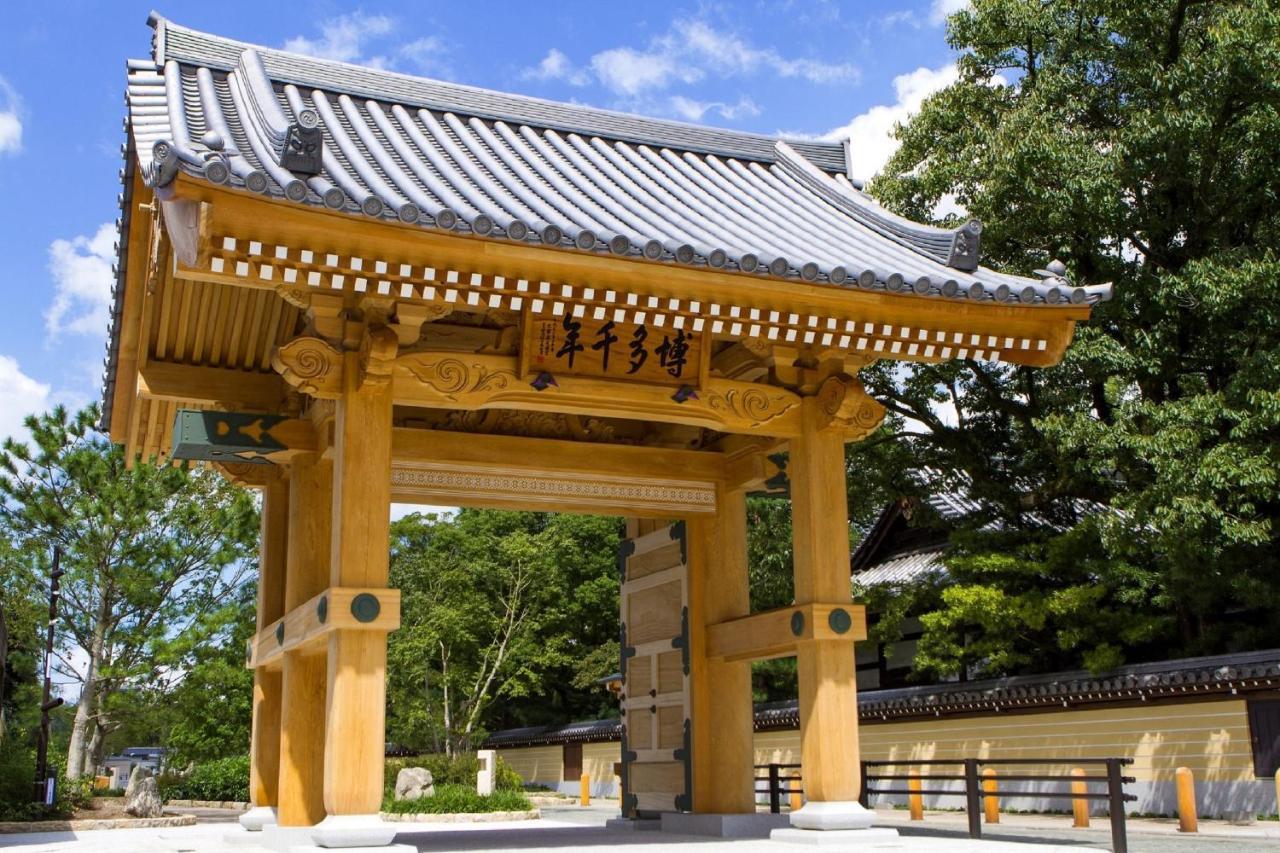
147,13,849,173
775,141,979,271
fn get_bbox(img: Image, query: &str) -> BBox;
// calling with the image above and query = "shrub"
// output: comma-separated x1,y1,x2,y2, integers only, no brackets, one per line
382,783,531,814
158,754,250,802
384,754,522,793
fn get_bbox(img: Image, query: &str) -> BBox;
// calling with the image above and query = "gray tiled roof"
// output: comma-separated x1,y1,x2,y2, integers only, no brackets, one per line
852,547,947,587
125,14,1112,306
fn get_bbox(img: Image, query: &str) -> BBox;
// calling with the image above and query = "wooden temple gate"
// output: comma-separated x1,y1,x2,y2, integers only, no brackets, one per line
100,15,1106,845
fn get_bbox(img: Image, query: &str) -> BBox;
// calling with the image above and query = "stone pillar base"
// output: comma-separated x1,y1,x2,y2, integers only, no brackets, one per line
790,800,876,830
239,805,278,831
311,814,398,848
771,827,901,847
661,811,790,837
290,847,416,853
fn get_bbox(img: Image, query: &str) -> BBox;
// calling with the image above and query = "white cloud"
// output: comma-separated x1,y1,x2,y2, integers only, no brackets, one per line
815,63,960,182
0,355,51,444
591,47,701,97
523,49,591,86
930,0,969,26
46,223,116,340
669,95,762,123
524,17,859,103
0,77,23,156
283,12,396,65
396,36,450,76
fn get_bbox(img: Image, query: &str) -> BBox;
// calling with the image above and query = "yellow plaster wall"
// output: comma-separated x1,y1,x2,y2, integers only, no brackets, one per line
584,741,621,784
499,744,562,786
497,700,1256,790
754,700,1256,783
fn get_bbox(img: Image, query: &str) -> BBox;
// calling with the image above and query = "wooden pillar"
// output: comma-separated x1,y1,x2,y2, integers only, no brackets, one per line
277,455,332,826
687,488,756,813
323,352,394,818
247,474,288,813
790,398,861,805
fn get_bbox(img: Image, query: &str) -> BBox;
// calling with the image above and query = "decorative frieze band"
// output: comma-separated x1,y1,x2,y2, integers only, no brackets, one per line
390,462,718,515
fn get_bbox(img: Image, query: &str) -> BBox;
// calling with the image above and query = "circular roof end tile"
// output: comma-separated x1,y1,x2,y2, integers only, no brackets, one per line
886,273,905,292
1019,285,1038,303
284,180,308,202
858,269,877,288
642,239,664,260
609,234,631,255
204,158,230,185
912,276,932,294
361,195,384,217
507,219,529,241
245,170,269,194
941,279,959,297
994,283,1012,302
575,229,597,250
829,266,848,285
436,207,459,230
540,223,563,245
967,282,986,299
768,256,789,277
398,202,420,224
739,253,759,272
323,187,347,209
472,213,495,236
708,248,728,268
801,262,820,281
675,244,696,264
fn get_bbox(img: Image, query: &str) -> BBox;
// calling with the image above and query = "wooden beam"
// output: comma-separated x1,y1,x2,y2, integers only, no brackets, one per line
247,476,287,812
706,603,867,663
392,427,725,481
688,487,755,814
390,429,721,516
278,454,331,827
139,362,284,411
393,351,805,437
249,586,401,672
791,397,862,806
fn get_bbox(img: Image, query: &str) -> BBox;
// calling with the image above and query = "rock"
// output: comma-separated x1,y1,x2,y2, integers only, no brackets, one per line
124,765,149,800
125,776,164,818
394,767,434,801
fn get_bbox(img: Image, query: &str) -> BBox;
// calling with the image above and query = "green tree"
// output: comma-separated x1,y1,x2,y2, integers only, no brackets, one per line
155,581,256,765
386,510,621,754
856,0,1280,677
0,406,259,777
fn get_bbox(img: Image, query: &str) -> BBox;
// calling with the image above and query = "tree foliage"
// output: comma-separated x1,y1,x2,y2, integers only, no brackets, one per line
0,406,258,776
848,0,1280,678
386,510,622,755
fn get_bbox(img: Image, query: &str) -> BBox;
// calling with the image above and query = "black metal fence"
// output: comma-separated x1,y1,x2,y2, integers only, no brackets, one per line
755,757,1136,853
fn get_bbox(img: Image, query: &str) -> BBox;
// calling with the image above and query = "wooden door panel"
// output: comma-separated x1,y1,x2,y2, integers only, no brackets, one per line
620,522,691,818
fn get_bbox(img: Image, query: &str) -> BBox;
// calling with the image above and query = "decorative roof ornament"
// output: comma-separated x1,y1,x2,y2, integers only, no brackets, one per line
947,219,982,271
151,139,180,187
280,108,323,176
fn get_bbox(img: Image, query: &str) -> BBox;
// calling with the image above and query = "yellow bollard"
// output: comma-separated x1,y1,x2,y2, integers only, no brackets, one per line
580,772,590,807
1070,768,1090,828
789,790,803,812
982,768,1000,824
1275,768,1280,821
908,776,924,821
1175,766,1197,833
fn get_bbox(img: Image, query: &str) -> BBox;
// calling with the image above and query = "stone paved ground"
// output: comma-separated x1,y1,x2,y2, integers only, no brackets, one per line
1,805,1275,853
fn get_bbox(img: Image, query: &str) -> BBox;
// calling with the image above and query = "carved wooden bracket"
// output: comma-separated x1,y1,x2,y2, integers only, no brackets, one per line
272,336,344,398
813,374,886,440
359,324,399,388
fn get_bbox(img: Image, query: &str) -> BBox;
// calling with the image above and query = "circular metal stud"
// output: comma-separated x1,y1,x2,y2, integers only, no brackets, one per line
351,593,381,624
828,608,852,635
790,610,805,637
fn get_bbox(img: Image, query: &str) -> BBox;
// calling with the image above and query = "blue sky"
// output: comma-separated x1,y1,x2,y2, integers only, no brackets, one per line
0,0,966,444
